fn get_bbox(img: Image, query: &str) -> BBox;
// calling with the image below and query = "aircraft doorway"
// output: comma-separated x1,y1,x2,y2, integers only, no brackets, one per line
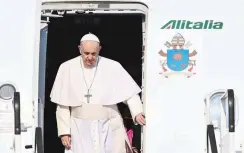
42,14,144,153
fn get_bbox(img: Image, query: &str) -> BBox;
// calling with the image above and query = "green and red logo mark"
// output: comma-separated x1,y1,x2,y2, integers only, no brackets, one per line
161,20,223,29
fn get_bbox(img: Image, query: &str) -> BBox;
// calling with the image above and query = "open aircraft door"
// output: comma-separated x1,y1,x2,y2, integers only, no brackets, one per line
38,11,63,117
36,12,63,153
205,89,239,153
0,17,50,153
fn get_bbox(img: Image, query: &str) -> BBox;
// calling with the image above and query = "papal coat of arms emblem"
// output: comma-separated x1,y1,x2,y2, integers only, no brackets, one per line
159,33,197,78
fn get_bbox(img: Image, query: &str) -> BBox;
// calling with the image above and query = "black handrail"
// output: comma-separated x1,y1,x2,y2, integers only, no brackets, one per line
207,124,218,153
227,89,235,132
13,92,21,135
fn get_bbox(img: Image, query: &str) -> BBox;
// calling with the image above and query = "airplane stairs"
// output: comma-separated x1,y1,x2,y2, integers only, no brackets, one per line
205,89,241,153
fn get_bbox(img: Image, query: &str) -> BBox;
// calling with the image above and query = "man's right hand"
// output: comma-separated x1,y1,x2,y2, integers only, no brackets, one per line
61,135,71,149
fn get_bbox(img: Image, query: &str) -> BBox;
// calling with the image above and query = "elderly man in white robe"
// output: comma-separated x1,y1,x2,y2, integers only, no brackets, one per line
50,33,146,153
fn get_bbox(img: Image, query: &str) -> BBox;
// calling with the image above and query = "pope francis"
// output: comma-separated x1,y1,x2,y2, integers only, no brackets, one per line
50,33,146,153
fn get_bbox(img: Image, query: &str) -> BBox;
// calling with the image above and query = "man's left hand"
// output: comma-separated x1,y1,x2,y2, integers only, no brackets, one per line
135,113,146,125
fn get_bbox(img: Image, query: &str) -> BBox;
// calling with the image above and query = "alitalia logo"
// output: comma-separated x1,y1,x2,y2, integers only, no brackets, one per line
161,20,223,29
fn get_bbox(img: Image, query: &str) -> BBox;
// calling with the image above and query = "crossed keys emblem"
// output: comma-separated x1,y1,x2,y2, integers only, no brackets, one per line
158,33,198,78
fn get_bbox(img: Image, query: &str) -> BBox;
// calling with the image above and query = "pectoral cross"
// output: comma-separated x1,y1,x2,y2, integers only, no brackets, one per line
84,89,92,103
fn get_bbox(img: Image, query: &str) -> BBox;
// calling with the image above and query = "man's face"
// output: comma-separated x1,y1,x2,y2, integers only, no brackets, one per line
78,41,101,67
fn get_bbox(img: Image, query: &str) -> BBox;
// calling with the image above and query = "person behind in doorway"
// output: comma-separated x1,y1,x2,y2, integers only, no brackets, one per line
118,103,140,153
125,116,139,153
50,33,146,153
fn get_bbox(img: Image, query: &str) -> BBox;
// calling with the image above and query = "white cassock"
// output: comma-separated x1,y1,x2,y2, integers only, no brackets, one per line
50,55,143,153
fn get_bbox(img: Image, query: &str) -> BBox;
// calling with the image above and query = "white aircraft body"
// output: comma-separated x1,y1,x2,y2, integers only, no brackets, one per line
0,0,244,153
